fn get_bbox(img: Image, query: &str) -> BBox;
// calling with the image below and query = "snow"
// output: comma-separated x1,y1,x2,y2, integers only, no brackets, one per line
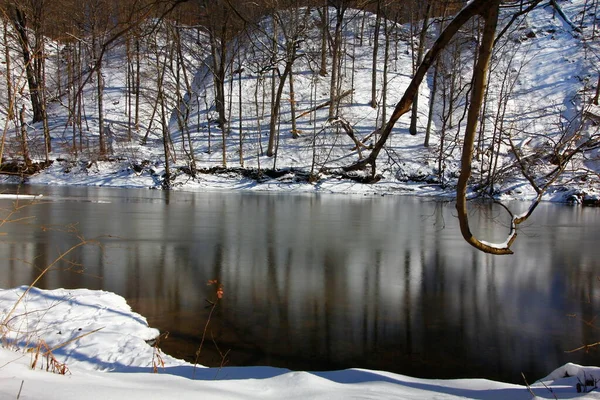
1,0,600,398
0,194,41,200
2,286,600,400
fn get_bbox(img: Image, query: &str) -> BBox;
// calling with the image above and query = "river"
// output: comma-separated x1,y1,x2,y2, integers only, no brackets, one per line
1,184,599,383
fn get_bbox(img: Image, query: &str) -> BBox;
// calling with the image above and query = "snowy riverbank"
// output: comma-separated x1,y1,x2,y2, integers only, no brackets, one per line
1,286,600,399
0,156,592,205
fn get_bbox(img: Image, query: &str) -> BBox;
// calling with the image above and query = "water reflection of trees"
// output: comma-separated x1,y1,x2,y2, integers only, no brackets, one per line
1,191,600,382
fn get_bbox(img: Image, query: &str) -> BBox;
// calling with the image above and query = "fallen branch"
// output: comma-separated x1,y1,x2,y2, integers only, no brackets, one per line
294,89,353,121
549,0,582,34
329,116,367,159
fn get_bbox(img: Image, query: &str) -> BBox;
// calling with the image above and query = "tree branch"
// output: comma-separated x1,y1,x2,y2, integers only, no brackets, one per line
343,0,491,174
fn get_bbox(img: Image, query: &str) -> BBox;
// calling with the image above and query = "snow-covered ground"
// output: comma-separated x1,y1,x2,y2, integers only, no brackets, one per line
2,286,600,400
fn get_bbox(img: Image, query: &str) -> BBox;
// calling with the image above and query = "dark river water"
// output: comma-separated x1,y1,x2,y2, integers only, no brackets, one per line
1,184,600,384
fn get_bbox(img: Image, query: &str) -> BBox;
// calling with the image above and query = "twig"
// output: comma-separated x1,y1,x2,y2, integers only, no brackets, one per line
0,354,25,369
539,379,558,399
193,300,218,378
211,331,230,380
565,341,600,353
17,380,23,399
521,372,536,397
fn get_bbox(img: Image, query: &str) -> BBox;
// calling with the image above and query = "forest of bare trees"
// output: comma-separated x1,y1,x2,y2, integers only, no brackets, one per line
0,0,598,252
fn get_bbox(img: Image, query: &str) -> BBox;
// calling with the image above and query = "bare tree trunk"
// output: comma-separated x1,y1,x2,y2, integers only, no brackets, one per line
254,75,264,162
55,42,62,97
319,5,328,77
238,56,244,166
381,16,390,127
135,37,141,131
96,60,106,155
173,25,196,170
126,34,133,141
328,5,345,119
267,16,299,157
156,51,171,187
41,66,50,160
3,19,14,122
593,0,599,40
19,105,32,167
12,7,44,123
66,43,77,155
36,37,50,160
594,73,600,105
77,40,85,152
160,89,171,188
370,0,381,108
455,0,511,255
209,21,228,134
91,32,106,156
289,67,299,138
410,2,432,136
310,74,318,176
424,60,438,147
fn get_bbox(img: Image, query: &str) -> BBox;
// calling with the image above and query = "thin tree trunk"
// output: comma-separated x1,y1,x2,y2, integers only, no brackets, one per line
67,43,77,155
370,0,381,108
157,53,171,187
19,105,32,167
3,20,14,121
267,36,297,156
135,37,141,130
176,27,196,170
238,52,244,166
77,40,85,152
209,21,228,135
319,6,328,77
328,6,344,119
424,60,438,147
289,67,298,138
381,17,390,127
96,60,106,155
594,73,600,105
92,33,106,156
267,17,280,157
126,34,133,141
410,2,432,136
37,32,50,160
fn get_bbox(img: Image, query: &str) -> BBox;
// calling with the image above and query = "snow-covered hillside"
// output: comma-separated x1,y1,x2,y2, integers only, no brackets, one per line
0,1,595,204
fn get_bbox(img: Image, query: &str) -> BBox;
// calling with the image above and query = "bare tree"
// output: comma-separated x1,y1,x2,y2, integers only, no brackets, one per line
266,8,307,157
409,1,431,136
369,0,381,109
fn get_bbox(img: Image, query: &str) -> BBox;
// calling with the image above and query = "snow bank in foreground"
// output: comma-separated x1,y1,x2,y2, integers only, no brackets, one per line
0,286,186,371
1,286,599,399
